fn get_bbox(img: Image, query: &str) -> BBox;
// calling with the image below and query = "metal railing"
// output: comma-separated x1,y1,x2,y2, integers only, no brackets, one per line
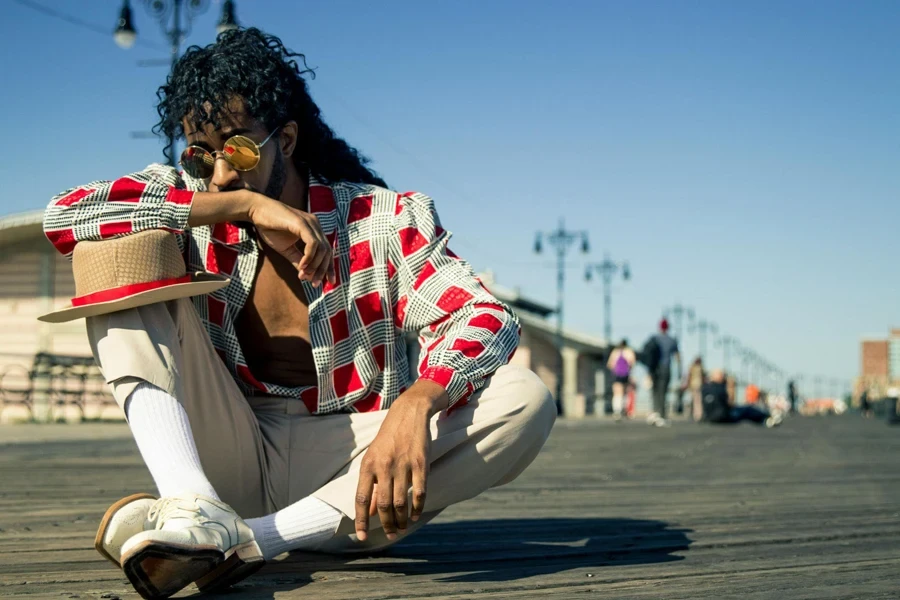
0,352,114,420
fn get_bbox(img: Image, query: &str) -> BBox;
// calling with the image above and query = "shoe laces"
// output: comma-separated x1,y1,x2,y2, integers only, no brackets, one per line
147,497,208,528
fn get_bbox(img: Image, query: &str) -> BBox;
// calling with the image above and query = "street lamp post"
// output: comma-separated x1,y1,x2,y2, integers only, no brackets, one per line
664,304,695,350
534,219,589,416
830,377,841,400
584,253,631,343
689,318,718,363
741,349,756,389
792,374,804,405
716,335,739,373
663,304,694,415
773,368,784,397
114,0,239,165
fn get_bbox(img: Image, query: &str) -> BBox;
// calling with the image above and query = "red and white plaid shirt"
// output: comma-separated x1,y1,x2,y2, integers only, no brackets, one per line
43,164,520,414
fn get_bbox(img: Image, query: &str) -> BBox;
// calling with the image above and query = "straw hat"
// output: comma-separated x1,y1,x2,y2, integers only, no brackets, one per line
38,230,229,323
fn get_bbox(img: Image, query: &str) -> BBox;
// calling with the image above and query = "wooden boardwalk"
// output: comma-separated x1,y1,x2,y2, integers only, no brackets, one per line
1,416,898,599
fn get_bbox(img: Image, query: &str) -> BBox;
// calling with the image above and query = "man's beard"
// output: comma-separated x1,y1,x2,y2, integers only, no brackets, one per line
263,150,286,201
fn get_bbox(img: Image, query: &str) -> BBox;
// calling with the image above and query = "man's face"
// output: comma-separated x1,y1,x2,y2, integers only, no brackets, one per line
181,97,284,199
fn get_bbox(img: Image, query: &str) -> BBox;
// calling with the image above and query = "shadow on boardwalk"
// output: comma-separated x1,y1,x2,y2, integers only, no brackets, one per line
232,518,692,597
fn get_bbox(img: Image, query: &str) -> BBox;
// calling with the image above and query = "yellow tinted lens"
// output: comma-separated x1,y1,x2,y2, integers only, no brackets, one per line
180,146,215,178
223,135,261,171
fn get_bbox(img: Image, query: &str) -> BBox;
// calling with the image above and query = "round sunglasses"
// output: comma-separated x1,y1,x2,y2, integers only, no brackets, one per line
180,128,280,179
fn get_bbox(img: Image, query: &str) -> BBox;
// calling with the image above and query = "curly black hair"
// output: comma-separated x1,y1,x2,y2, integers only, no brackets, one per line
155,28,386,187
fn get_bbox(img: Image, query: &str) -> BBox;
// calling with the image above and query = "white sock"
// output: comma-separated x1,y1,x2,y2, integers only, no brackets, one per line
246,496,343,560
125,382,219,500
612,395,624,415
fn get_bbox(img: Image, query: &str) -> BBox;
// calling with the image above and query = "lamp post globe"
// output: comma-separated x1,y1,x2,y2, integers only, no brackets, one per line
114,0,138,49
217,0,239,34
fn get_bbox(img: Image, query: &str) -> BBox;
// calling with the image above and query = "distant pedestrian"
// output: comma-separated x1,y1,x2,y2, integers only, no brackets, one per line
626,376,637,418
702,370,783,427
787,380,798,414
607,339,637,420
685,357,706,421
859,389,871,418
745,383,760,405
641,318,681,427
726,374,737,405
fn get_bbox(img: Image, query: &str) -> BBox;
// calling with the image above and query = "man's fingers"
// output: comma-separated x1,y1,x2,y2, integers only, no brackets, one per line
294,216,333,285
296,238,319,277
376,469,397,539
411,462,427,522
312,224,333,285
354,469,375,542
326,257,338,286
306,244,331,287
279,245,305,272
291,216,321,272
393,470,410,533
314,245,333,287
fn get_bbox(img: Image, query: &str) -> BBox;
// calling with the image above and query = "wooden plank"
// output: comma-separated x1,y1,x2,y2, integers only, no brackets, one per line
0,417,897,598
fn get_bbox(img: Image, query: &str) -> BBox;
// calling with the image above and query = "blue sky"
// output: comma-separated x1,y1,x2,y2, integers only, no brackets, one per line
3,0,898,391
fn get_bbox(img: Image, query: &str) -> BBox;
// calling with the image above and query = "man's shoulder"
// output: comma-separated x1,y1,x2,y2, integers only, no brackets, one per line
329,181,437,221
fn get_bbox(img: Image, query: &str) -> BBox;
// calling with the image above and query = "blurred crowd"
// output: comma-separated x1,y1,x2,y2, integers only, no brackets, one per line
604,318,789,428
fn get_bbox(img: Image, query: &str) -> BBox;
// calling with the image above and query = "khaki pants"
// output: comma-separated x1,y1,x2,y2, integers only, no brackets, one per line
87,299,555,551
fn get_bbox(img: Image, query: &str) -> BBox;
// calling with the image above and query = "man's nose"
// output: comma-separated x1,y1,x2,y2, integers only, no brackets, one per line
209,154,242,191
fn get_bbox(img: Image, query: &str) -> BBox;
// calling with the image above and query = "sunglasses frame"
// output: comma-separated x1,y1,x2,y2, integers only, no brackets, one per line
180,127,281,179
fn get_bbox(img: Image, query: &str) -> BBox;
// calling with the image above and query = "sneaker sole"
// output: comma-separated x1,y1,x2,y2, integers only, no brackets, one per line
93,492,157,568
122,539,224,600
195,540,266,594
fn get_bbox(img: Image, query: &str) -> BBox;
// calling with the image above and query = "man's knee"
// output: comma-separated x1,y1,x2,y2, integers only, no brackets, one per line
487,365,556,437
479,366,555,487
87,301,186,407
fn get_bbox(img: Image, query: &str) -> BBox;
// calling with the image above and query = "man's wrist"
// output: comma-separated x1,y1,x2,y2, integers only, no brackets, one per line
189,189,260,226
240,190,264,222
397,379,449,418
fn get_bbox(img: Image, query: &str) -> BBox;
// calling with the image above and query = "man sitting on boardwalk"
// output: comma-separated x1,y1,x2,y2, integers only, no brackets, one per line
41,28,554,600
702,370,782,427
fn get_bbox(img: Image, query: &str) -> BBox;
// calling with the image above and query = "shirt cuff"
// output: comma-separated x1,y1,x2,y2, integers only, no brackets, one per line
419,365,477,408
164,188,195,233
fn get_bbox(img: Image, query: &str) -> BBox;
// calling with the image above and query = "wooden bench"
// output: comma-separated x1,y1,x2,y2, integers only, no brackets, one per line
0,352,116,422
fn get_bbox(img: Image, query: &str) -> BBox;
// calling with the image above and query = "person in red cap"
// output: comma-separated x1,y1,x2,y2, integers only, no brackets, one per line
642,318,681,427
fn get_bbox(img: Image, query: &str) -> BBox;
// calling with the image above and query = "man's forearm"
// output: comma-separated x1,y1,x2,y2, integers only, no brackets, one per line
187,190,256,227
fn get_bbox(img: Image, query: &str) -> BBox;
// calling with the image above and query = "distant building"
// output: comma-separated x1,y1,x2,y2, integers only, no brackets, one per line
478,273,609,418
0,210,87,358
890,329,900,381
0,211,609,421
857,330,900,401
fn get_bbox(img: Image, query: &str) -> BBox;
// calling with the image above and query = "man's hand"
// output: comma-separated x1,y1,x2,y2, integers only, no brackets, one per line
354,380,448,541
247,194,335,287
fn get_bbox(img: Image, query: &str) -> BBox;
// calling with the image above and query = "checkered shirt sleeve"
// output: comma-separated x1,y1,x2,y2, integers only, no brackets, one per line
391,192,521,407
43,164,195,256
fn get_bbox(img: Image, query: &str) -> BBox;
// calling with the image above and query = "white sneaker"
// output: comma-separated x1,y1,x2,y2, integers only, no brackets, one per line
654,418,671,428
94,493,157,568
120,494,264,600
766,410,785,428
646,412,661,425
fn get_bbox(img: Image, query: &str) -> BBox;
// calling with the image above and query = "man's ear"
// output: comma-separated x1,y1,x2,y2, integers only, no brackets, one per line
280,121,299,158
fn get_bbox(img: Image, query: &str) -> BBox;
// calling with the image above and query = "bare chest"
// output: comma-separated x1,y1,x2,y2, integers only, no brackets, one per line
234,243,316,387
